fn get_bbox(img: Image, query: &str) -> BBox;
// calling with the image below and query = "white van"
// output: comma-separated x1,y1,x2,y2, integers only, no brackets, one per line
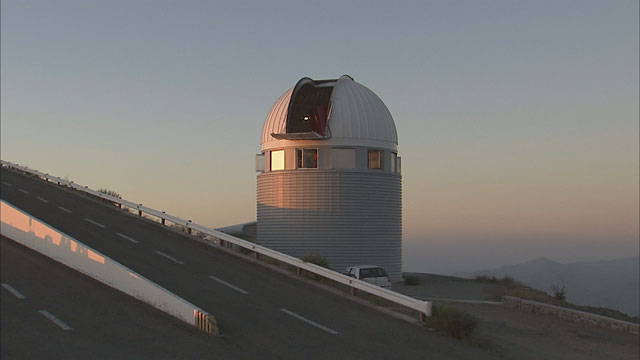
343,265,392,288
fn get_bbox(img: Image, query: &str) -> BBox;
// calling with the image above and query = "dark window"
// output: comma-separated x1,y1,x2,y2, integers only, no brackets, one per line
360,268,373,278
361,267,387,278
368,150,384,169
297,149,318,169
286,80,334,136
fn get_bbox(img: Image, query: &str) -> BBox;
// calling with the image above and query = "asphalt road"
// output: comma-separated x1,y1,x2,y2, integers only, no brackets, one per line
1,167,502,359
1,235,249,359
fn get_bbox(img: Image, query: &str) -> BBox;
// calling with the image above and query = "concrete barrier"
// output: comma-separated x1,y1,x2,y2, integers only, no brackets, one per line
502,296,639,335
0,199,218,335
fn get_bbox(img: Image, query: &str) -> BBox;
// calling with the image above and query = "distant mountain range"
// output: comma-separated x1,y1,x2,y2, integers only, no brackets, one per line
454,256,639,317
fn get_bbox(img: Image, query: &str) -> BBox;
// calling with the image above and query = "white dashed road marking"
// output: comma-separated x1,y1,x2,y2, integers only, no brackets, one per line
2,181,12,186
155,250,184,265
39,310,72,330
208,275,249,294
36,196,49,203
83,218,105,228
1,283,26,299
57,206,72,213
116,232,139,244
18,188,29,194
280,309,339,334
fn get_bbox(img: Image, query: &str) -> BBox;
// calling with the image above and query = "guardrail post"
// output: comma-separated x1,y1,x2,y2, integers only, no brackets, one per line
161,212,166,225
296,267,301,276
187,221,192,235
351,287,357,296
420,312,426,322
219,239,225,247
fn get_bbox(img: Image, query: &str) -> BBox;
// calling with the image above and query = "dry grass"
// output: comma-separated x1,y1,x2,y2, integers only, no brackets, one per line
97,188,121,198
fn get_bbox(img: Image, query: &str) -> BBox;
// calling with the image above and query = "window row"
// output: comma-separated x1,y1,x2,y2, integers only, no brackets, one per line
269,149,398,172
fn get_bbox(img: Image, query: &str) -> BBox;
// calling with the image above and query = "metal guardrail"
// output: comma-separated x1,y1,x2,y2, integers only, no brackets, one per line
0,160,431,319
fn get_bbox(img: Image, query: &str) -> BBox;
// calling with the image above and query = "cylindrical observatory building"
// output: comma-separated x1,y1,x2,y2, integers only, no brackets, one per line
256,75,402,281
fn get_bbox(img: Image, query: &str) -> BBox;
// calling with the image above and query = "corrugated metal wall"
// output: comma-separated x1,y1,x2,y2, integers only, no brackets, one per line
257,170,402,281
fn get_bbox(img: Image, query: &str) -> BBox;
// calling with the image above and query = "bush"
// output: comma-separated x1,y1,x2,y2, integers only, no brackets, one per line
475,275,519,287
97,188,121,207
475,275,498,283
428,305,478,340
300,254,329,281
301,253,329,268
403,276,420,286
97,188,121,198
551,282,567,301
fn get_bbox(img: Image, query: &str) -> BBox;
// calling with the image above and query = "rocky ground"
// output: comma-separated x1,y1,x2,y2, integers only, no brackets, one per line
393,273,639,360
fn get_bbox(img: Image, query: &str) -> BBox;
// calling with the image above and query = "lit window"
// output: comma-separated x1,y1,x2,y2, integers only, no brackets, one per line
297,149,317,168
368,150,384,169
270,150,285,171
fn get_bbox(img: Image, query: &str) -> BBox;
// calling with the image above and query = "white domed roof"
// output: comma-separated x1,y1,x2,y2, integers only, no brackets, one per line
261,76,397,151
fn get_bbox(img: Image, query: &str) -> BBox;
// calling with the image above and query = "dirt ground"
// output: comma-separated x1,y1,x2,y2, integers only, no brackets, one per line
393,273,640,360
394,273,505,301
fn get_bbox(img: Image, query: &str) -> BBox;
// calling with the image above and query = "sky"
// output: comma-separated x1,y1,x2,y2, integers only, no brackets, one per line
1,0,638,274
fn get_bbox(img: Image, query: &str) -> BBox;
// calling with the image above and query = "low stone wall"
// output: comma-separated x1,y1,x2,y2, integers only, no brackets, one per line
502,296,639,335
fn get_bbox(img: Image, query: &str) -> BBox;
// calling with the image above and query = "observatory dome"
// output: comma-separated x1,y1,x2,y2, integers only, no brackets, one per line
256,75,403,281
261,75,398,151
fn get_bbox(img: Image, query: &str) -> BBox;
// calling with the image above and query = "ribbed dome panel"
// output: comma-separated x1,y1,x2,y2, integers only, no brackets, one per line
261,87,292,145
260,76,397,149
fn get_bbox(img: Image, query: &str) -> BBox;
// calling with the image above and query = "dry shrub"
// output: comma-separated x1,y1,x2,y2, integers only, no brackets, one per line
403,276,420,286
428,305,478,341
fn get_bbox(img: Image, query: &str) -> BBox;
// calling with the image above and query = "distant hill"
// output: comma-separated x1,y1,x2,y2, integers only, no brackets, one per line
454,256,640,317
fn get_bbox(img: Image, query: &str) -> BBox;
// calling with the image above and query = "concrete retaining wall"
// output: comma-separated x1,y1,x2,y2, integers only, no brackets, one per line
502,296,639,335
0,200,218,335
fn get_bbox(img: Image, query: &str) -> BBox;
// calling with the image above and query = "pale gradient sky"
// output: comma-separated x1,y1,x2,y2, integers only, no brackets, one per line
2,0,638,274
